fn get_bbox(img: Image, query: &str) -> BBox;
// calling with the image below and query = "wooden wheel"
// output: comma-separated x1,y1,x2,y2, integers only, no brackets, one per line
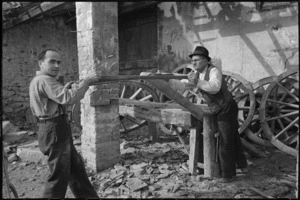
158,64,198,134
158,64,256,136
72,80,159,134
222,71,256,134
259,68,299,156
245,76,278,147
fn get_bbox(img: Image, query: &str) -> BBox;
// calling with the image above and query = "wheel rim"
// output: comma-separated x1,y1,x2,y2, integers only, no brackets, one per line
158,64,196,134
119,80,159,133
222,71,256,134
72,80,159,134
259,68,299,156
245,76,278,147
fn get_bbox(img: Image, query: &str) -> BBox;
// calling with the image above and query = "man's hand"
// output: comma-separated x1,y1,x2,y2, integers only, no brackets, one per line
84,73,99,85
187,71,199,85
64,81,75,89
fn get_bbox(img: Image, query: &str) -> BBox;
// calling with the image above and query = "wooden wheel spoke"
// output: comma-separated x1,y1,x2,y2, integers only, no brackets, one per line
120,118,128,132
129,88,143,99
123,114,143,125
120,85,127,98
271,120,276,133
279,91,288,102
283,117,299,128
183,67,187,74
229,82,242,93
140,94,152,101
282,134,298,145
234,92,249,101
238,106,251,111
266,98,299,108
266,111,298,122
276,82,299,102
225,76,230,82
256,127,263,136
281,109,299,113
276,118,286,132
274,117,299,139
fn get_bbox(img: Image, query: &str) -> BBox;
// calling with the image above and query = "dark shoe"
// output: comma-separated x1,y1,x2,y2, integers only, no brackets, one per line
216,176,236,183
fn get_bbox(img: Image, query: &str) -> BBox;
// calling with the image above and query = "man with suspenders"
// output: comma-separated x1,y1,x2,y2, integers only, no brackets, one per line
29,49,99,198
186,46,248,183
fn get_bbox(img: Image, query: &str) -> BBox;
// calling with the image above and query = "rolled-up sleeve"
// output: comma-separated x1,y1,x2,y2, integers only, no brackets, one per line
196,68,222,94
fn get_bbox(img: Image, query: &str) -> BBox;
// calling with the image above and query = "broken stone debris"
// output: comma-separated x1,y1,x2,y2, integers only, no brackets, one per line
2,119,297,198
2,120,19,135
126,177,148,191
3,130,28,144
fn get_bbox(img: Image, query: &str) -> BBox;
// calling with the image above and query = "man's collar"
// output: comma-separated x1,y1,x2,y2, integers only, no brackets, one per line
36,70,55,77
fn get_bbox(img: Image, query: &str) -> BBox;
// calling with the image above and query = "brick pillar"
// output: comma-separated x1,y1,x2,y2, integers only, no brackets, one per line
76,2,120,171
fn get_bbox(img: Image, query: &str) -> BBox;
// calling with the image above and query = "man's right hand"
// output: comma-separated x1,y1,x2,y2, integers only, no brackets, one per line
188,71,199,85
64,81,75,89
84,73,99,85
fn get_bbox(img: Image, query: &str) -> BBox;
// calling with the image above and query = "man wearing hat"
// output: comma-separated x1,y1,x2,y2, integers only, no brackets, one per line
187,46,248,183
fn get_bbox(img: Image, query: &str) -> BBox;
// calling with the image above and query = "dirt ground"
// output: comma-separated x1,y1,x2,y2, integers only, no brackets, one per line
2,123,298,199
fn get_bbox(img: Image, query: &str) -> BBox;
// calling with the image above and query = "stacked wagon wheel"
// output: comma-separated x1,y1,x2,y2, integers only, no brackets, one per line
259,68,299,157
72,80,159,134
158,64,256,137
242,76,278,147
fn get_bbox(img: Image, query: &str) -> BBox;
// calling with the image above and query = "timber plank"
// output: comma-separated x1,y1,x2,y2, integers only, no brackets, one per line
119,105,192,127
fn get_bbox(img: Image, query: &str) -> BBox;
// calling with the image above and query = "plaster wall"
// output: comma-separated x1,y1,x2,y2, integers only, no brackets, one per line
157,2,298,83
2,17,78,121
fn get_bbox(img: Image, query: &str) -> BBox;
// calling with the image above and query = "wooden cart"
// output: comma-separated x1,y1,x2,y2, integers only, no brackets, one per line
72,72,242,178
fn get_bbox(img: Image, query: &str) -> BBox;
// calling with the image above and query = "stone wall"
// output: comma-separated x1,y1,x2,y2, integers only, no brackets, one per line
157,2,299,82
2,16,78,122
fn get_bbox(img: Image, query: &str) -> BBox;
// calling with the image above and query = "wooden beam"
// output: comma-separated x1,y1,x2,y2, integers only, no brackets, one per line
90,74,188,85
188,126,199,174
119,98,211,113
3,2,66,30
148,122,157,142
203,114,220,178
144,79,206,120
119,105,192,127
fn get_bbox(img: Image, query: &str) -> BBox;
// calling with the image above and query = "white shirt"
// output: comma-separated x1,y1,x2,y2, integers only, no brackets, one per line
196,65,222,94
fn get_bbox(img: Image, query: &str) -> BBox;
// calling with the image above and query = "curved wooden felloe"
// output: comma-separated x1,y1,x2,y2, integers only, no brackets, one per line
72,80,159,133
242,76,279,147
159,64,256,136
222,71,256,134
259,68,299,157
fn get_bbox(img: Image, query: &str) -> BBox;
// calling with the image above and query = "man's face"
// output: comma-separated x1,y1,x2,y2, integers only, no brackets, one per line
39,50,61,77
191,55,208,72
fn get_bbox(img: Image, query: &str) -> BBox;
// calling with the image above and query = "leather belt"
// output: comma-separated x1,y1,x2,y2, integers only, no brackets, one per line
37,113,64,122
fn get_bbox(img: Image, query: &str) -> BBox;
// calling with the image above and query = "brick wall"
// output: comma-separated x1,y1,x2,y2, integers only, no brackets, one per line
2,16,78,122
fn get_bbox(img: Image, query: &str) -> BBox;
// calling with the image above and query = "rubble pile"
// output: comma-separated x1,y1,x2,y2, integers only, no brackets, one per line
2,120,297,198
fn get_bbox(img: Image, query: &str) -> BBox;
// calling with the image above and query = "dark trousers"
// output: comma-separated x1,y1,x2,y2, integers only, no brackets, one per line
217,99,247,178
197,99,247,178
37,115,99,198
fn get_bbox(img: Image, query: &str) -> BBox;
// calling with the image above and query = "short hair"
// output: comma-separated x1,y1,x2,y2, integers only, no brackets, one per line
38,49,59,61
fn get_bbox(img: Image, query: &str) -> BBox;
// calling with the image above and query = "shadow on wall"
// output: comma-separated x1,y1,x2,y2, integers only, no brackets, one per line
159,2,298,76
195,2,298,75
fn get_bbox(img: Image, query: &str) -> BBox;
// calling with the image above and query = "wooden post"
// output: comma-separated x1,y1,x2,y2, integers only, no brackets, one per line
188,126,199,174
203,114,220,178
148,122,157,142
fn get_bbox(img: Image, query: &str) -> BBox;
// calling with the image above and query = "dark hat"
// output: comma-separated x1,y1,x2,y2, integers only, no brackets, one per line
189,46,211,61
